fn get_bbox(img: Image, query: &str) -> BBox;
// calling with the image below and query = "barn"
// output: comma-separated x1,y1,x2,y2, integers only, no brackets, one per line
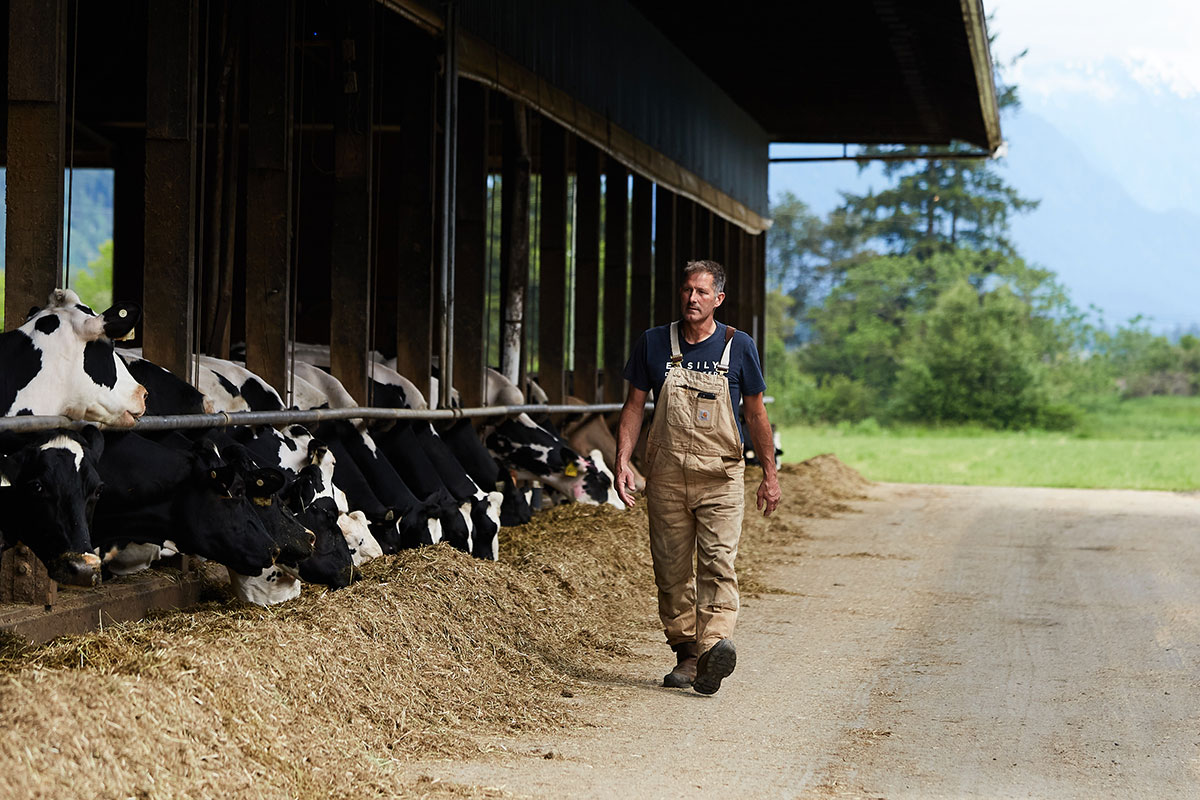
0,1,1000,631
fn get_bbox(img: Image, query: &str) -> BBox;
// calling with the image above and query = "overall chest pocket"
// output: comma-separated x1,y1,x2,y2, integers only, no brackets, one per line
666,381,720,431
693,389,718,430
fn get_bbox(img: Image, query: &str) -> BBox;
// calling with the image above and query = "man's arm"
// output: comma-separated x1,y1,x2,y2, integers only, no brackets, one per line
743,392,782,516
615,385,649,508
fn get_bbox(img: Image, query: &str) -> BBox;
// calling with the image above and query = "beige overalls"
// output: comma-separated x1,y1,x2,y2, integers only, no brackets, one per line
644,321,745,652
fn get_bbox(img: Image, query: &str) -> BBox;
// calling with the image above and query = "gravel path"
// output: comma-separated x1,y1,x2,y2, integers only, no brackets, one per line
413,482,1200,798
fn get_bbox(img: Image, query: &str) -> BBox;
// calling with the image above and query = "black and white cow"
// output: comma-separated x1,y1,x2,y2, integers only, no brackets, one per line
228,422,376,576
92,432,280,578
197,355,285,412
439,419,532,527
1,289,147,426
483,369,623,508
284,463,356,589
314,419,461,552
118,352,213,417
0,427,105,586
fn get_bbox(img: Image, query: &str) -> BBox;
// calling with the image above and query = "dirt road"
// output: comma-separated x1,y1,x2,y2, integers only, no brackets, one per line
415,482,1200,798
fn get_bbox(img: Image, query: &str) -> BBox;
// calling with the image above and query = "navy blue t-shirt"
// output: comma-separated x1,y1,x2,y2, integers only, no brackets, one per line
624,322,766,441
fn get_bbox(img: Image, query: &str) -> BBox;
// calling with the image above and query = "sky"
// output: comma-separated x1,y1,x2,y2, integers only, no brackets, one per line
988,0,1200,101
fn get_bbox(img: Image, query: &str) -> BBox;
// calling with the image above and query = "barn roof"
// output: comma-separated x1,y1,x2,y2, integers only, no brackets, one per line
389,0,1002,231
629,0,1002,151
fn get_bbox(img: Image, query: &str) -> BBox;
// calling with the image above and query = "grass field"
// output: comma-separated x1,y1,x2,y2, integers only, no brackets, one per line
777,396,1200,491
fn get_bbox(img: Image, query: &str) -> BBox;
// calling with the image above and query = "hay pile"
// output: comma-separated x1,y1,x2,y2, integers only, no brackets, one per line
0,454,869,799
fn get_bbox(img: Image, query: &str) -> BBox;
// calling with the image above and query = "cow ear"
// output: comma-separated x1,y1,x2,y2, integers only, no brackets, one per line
101,302,142,341
25,306,42,322
208,465,240,494
77,424,105,460
249,467,286,497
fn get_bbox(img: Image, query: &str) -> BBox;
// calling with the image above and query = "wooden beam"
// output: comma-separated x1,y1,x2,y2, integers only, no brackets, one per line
537,116,568,404
386,37,437,397
629,174,652,340
112,135,146,328
143,0,198,377
499,96,530,388
754,230,766,358
329,0,374,405
451,79,488,408
573,138,601,403
695,205,712,260
602,159,627,404
653,185,676,327
244,0,294,395
5,0,67,328
675,195,695,270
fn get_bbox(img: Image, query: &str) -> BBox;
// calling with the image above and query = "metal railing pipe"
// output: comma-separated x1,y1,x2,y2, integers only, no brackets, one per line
0,402,654,434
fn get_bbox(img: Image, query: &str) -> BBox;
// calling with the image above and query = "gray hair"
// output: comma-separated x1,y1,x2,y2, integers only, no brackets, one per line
683,260,726,294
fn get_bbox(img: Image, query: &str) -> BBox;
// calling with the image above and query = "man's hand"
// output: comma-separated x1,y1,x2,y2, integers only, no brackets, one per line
756,473,782,516
743,392,781,517
616,462,639,508
615,386,649,509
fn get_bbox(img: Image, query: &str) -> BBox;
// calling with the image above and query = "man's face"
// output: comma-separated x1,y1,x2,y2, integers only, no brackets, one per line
680,271,725,326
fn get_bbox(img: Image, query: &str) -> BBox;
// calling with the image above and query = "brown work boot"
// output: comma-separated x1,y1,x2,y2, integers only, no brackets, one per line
662,641,699,688
693,639,737,695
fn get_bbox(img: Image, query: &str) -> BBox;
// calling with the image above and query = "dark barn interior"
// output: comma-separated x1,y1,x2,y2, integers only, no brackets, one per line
1,0,998,415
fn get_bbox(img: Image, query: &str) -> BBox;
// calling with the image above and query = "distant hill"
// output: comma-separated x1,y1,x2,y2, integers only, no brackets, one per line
769,107,1200,332
0,167,114,278
1001,111,1200,331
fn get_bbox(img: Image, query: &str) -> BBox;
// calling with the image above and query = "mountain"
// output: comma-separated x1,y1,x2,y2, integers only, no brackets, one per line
0,167,114,278
768,106,1200,332
1000,110,1200,330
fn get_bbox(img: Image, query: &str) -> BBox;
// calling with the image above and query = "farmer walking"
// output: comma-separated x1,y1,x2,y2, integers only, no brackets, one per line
615,259,782,694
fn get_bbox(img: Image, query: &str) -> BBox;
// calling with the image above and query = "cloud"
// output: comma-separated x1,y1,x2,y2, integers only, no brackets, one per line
990,0,1200,100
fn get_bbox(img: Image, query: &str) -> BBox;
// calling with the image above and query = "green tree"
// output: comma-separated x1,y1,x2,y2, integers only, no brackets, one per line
890,281,1070,428
72,238,113,312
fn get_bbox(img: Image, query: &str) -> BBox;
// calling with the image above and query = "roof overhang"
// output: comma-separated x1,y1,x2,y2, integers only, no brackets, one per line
629,0,1003,152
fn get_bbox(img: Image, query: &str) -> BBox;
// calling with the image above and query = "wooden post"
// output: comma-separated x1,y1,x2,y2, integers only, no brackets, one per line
754,230,767,359
630,174,652,340
5,0,67,328
538,117,568,404
384,36,437,396
573,138,601,403
244,0,294,394
675,196,695,272
729,225,746,331
329,0,374,405
715,220,733,327
499,96,530,389
452,80,489,408
695,206,712,260
112,135,146,324
0,545,56,607
602,159,628,404
653,186,676,327
143,0,199,378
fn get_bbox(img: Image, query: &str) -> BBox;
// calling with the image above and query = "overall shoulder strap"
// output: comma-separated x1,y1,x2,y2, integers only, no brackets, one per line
668,321,683,363
717,325,737,373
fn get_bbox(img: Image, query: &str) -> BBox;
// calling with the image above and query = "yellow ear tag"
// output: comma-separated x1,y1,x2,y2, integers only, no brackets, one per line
117,327,136,341
564,462,578,478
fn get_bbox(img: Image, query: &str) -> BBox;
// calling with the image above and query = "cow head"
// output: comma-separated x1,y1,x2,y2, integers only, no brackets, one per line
285,464,355,588
218,444,315,566
173,444,281,576
0,426,105,586
12,289,148,426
